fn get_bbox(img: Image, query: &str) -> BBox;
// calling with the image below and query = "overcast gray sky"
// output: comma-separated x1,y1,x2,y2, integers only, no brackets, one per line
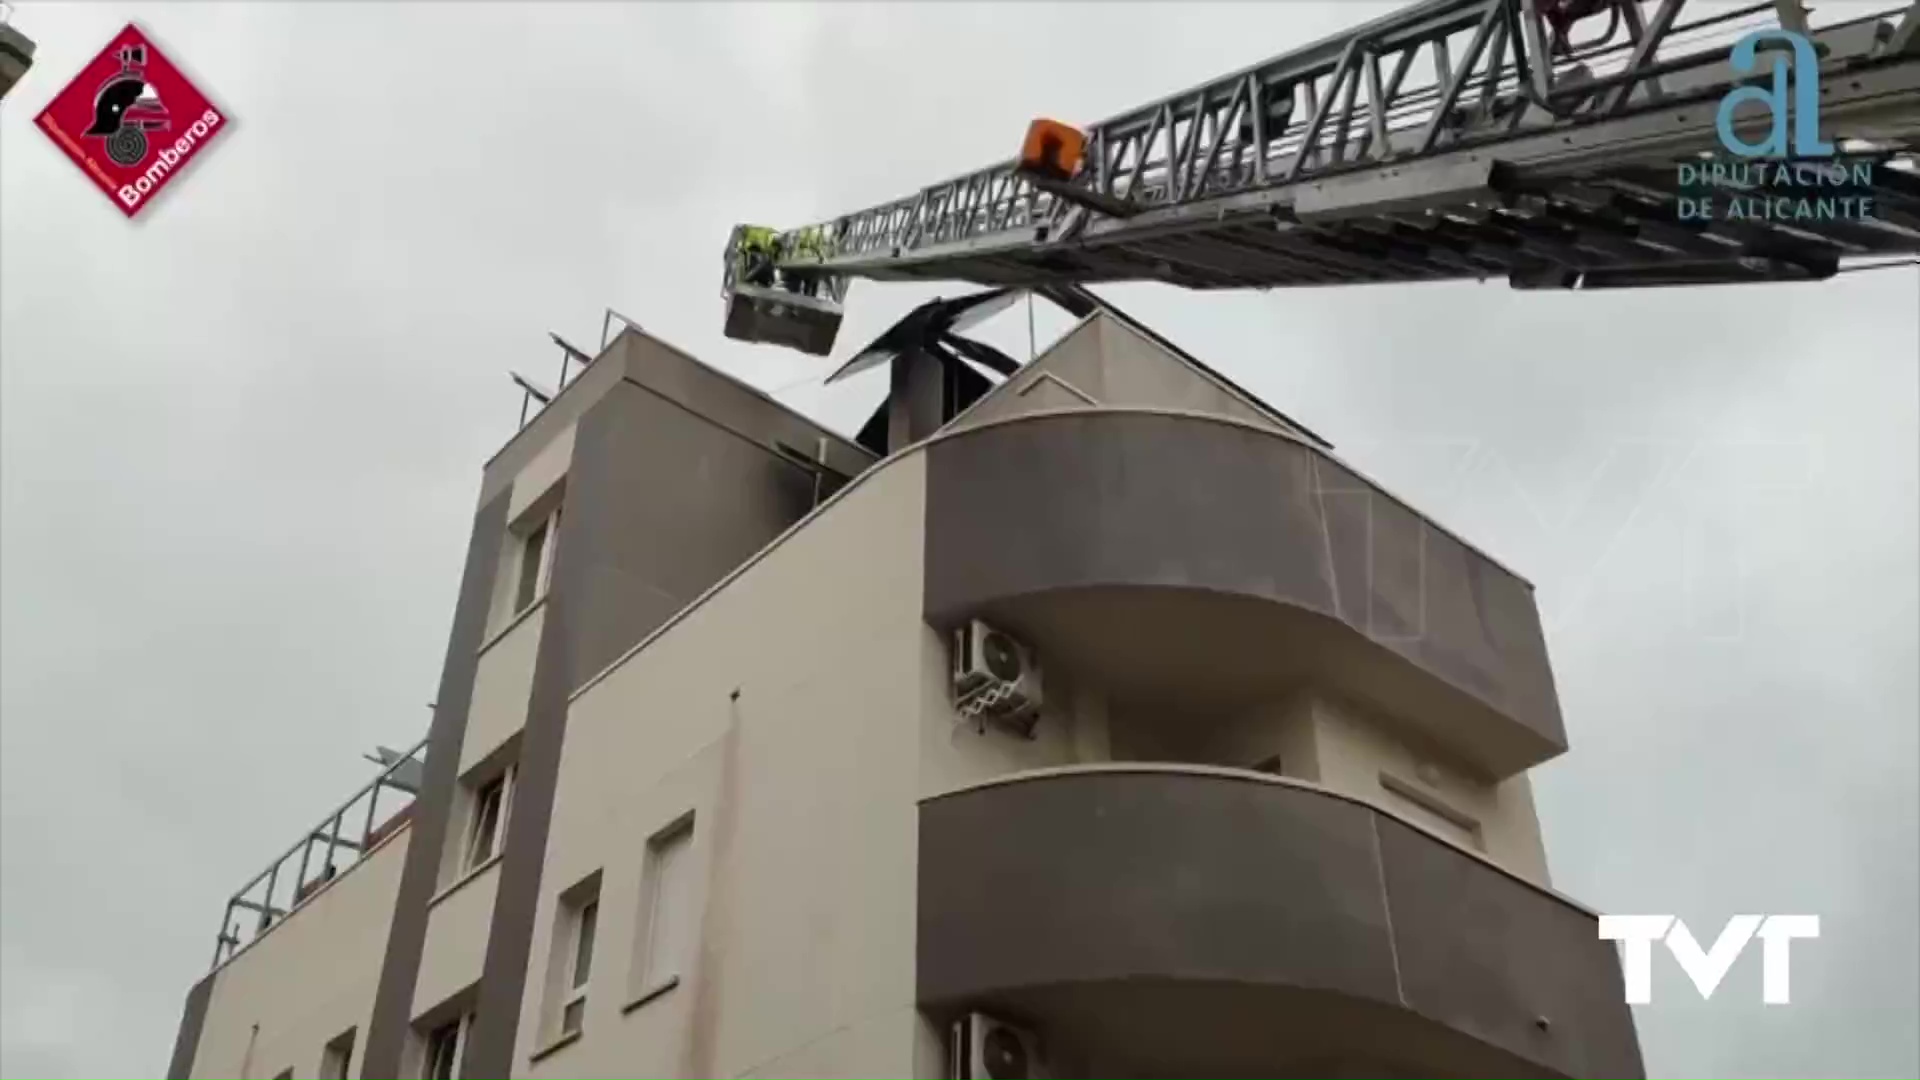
2,2,1916,1077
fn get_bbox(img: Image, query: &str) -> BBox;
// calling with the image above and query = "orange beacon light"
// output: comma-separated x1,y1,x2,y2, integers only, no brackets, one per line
1019,118,1087,182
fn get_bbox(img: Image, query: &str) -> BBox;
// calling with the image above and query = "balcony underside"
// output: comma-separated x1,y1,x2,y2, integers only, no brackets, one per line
923,410,1567,777
918,769,1644,1079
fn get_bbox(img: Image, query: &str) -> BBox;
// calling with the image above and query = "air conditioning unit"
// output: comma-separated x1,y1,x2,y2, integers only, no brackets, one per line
951,1012,1046,1080
951,619,1042,733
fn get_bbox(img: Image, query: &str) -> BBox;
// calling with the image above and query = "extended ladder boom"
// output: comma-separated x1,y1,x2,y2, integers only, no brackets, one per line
723,0,1920,356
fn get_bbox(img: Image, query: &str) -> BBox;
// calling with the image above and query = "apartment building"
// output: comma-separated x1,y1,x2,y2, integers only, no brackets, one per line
166,298,1645,1080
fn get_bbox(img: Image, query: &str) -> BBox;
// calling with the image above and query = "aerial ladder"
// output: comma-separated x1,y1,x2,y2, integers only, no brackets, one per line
721,0,1920,357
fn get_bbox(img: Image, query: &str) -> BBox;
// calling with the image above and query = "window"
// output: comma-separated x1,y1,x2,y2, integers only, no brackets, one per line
318,1028,356,1080
632,816,696,997
514,519,548,612
512,505,562,615
543,872,602,1042
463,769,513,872
573,898,599,986
422,1013,472,1080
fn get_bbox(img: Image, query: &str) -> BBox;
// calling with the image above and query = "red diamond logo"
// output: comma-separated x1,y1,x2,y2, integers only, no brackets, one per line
34,23,232,219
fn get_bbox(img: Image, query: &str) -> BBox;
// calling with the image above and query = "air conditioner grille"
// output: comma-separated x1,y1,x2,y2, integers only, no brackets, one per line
982,1026,1030,1079
981,630,1022,681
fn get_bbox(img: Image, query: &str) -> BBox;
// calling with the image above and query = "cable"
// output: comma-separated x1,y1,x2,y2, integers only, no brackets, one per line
767,371,829,397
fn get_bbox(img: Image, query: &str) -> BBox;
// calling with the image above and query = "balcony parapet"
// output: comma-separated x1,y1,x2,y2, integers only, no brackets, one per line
923,409,1567,777
918,765,1644,1079
207,737,426,971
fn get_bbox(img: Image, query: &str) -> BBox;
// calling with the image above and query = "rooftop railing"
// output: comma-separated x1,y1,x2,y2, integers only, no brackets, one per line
508,309,644,432
208,737,428,971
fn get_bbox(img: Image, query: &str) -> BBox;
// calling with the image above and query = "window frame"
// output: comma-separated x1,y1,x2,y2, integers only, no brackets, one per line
462,767,515,873
511,505,562,617
318,1027,356,1080
630,814,696,1002
422,1012,473,1080
558,894,599,1037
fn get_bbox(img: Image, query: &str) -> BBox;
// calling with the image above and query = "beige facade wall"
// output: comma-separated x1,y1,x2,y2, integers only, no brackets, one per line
481,343,624,508
190,831,411,1079
484,407,569,653
507,424,574,527
916,636,1087,798
1306,692,1552,885
1093,678,1551,884
463,605,544,776
516,454,934,1079
486,443,568,641
414,858,500,1018
951,314,1313,442
1186,694,1323,778
1092,316,1299,433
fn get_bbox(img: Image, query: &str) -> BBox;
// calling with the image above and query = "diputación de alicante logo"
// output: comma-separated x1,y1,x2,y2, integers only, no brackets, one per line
35,23,231,219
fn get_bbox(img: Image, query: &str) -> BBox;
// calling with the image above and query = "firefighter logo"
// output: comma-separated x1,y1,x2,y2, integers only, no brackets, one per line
83,43,171,166
35,23,231,219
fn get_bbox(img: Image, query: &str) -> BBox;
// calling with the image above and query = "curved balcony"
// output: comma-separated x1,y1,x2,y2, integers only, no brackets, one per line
922,409,1565,777
917,767,1642,1079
